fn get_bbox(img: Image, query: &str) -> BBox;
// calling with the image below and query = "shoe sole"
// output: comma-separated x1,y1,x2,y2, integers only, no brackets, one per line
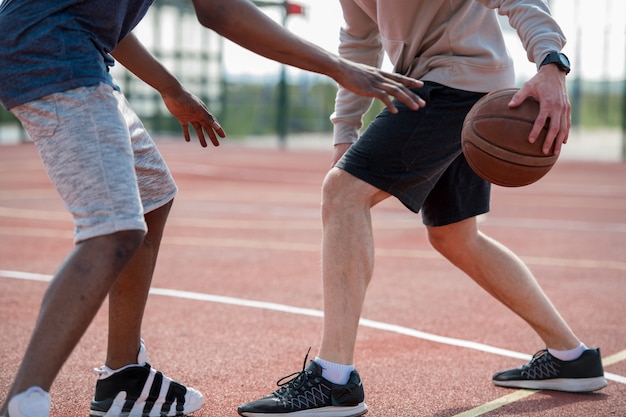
493,376,608,392
90,389,204,417
239,402,367,417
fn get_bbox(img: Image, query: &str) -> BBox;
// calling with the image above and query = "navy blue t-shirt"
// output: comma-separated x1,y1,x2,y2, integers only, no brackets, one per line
0,0,154,109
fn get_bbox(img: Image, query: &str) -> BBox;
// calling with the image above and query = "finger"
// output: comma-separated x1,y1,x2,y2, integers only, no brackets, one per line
201,117,225,147
561,106,571,145
551,115,570,156
380,71,424,88
198,111,225,138
192,123,208,147
404,91,426,109
391,88,425,110
541,117,560,155
508,89,529,108
379,83,423,111
208,118,226,139
385,79,426,110
379,93,398,114
528,113,549,145
371,83,401,113
206,128,221,147
552,134,564,156
181,123,191,143
215,126,227,138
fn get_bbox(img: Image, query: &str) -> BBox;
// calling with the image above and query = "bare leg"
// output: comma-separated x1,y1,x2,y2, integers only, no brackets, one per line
427,217,580,350
0,229,145,416
317,168,390,365
105,200,173,369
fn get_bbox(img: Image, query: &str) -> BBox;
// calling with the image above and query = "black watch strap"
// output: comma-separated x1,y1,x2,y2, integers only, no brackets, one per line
540,51,571,74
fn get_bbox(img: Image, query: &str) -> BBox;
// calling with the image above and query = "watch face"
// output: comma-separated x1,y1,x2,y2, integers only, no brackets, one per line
543,52,570,73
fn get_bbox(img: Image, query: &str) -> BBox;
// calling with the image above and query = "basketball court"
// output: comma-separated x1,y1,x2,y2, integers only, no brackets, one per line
1,138,625,416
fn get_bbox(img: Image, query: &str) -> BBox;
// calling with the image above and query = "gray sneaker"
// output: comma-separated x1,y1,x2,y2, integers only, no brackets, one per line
493,348,607,392
238,355,367,416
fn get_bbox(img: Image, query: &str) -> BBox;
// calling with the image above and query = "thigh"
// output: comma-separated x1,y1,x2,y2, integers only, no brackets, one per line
421,153,491,226
12,83,147,243
113,89,177,214
336,82,485,214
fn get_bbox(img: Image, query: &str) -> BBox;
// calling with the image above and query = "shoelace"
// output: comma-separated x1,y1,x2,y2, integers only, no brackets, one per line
523,349,561,379
273,347,312,398
527,349,550,366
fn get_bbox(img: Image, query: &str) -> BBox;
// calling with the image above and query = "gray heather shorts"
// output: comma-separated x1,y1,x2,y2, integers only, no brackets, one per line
11,83,177,243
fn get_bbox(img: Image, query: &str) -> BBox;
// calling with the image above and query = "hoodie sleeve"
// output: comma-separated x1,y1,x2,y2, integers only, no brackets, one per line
476,0,567,68
331,0,384,145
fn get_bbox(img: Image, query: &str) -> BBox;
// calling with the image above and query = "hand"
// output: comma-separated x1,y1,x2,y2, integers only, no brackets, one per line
331,143,352,166
509,65,570,156
335,60,426,114
161,88,226,147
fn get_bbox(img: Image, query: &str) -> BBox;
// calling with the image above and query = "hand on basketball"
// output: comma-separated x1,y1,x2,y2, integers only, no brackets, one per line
161,89,226,148
334,60,426,114
509,65,570,156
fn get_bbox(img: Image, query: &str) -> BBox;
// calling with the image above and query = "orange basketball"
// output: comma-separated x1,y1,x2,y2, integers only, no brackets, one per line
461,88,558,187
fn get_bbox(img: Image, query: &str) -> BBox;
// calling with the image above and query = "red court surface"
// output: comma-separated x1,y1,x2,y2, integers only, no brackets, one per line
1,139,625,416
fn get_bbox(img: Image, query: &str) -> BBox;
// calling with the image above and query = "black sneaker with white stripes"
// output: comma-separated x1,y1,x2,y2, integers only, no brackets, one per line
238,357,367,417
492,348,607,392
90,362,203,417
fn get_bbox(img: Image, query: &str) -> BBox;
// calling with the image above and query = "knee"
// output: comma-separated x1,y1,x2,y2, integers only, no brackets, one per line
427,221,477,259
321,168,351,217
66,229,145,286
427,226,455,256
321,168,371,218
321,168,386,223
322,168,359,223
104,229,146,262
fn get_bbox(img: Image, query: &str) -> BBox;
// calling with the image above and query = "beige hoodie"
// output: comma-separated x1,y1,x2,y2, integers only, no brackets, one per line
332,0,567,144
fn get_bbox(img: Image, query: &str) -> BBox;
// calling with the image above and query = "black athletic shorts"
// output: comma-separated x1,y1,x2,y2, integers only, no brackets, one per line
335,81,491,227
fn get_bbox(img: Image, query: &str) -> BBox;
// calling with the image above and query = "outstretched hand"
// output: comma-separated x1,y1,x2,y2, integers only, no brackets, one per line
335,59,426,114
509,65,570,156
161,89,226,147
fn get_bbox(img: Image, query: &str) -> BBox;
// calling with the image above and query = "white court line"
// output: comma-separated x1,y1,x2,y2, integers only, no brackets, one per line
453,390,539,417
1,269,624,386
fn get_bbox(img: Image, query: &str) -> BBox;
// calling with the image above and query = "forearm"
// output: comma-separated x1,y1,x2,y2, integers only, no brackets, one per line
111,32,182,96
191,0,343,80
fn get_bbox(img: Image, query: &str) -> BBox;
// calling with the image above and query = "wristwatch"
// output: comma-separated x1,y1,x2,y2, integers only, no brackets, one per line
539,51,571,74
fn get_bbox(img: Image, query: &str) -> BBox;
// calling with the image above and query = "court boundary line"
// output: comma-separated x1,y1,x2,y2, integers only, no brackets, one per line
453,389,539,417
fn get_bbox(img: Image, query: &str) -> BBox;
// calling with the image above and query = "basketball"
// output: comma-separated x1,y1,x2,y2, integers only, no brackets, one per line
461,88,558,187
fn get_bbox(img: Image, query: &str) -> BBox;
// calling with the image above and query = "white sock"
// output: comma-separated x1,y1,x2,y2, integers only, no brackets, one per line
8,386,50,417
315,357,355,385
94,339,149,380
548,343,588,361
137,338,149,364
